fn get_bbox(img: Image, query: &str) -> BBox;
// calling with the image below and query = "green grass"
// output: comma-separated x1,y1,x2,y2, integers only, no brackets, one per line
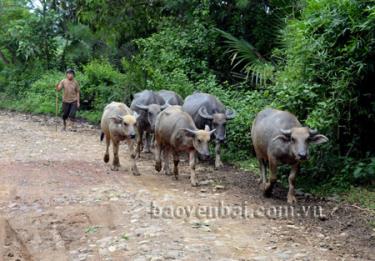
77,110,101,124
121,234,129,240
343,186,375,211
233,158,259,174
0,93,101,124
85,226,99,234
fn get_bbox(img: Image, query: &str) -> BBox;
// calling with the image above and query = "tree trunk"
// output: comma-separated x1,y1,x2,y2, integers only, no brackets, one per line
0,50,10,64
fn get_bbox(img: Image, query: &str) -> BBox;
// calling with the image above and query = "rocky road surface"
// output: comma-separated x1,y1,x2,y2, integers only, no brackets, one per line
0,111,374,261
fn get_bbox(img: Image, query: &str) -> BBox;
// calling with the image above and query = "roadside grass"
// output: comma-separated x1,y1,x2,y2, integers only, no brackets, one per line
0,94,101,124
343,186,375,211
235,157,375,213
85,226,99,234
233,158,259,174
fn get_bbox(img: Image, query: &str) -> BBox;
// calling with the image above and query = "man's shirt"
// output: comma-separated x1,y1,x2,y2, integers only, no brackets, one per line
58,79,80,103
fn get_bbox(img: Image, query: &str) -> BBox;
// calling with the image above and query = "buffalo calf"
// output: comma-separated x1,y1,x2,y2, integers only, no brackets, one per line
101,102,140,175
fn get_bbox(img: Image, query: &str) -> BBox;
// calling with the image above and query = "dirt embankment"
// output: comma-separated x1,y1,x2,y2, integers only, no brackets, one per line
0,111,373,261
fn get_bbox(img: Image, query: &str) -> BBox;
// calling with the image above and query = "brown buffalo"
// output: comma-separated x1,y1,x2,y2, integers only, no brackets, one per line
154,106,215,186
251,108,328,203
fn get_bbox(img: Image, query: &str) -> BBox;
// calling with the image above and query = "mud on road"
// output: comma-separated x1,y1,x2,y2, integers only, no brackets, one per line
0,111,373,261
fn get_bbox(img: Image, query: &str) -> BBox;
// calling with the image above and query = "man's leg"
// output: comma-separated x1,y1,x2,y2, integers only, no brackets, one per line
68,101,78,131
62,102,70,131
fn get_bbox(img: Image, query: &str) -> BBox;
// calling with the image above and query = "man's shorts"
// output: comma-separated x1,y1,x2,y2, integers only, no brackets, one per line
62,101,77,120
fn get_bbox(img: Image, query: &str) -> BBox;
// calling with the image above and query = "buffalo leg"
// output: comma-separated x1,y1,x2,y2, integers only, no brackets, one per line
128,139,140,176
258,158,267,187
287,164,299,204
263,158,277,197
163,150,171,176
214,142,224,169
189,151,198,186
111,140,120,171
154,141,162,172
136,128,143,158
173,151,179,180
104,135,110,163
143,132,151,153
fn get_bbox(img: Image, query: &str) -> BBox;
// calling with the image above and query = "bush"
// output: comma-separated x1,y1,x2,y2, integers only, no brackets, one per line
0,60,131,123
0,71,63,114
131,16,267,160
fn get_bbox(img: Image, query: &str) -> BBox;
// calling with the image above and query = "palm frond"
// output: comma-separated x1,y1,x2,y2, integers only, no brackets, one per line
216,28,275,87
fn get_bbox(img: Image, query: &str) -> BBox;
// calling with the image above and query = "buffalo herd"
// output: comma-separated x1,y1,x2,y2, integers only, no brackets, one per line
100,90,328,203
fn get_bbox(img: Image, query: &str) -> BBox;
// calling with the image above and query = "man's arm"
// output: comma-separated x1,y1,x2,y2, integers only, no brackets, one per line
56,80,63,91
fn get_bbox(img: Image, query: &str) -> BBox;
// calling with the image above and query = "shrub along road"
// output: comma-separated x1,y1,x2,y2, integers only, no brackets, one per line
0,111,373,261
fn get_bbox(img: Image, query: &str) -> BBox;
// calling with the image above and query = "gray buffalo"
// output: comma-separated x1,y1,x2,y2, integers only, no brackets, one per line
182,92,236,169
154,106,215,186
157,90,183,106
100,102,140,174
130,90,167,157
251,108,328,204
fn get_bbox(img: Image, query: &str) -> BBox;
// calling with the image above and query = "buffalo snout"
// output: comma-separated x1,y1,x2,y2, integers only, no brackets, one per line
297,152,308,161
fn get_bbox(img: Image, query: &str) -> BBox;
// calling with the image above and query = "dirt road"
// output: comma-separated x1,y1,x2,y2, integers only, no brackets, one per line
0,111,373,261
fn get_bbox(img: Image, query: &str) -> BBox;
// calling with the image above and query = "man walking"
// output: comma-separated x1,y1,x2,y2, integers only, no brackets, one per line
56,69,80,131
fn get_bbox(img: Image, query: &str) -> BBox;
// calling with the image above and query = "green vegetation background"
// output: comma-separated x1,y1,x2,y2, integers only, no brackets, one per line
0,0,374,207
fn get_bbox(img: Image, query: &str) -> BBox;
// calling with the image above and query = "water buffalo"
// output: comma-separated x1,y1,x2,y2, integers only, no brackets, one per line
100,102,140,174
130,90,167,157
251,108,328,204
182,92,236,169
154,106,215,186
157,90,183,106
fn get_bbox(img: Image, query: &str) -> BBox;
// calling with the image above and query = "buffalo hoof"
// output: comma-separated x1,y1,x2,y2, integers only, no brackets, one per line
262,183,273,198
143,148,151,153
104,154,109,163
111,165,120,171
173,169,179,180
191,179,198,187
155,161,162,172
164,169,172,176
132,168,140,176
287,194,297,204
214,160,224,169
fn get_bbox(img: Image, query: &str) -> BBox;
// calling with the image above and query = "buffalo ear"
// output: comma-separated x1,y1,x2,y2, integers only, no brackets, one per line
309,134,328,144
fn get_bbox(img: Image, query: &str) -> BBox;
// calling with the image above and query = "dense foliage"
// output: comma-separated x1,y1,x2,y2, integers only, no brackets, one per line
0,0,374,196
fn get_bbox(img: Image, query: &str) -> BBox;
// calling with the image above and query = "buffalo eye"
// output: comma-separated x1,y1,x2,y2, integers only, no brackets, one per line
291,137,295,143
124,122,128,126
